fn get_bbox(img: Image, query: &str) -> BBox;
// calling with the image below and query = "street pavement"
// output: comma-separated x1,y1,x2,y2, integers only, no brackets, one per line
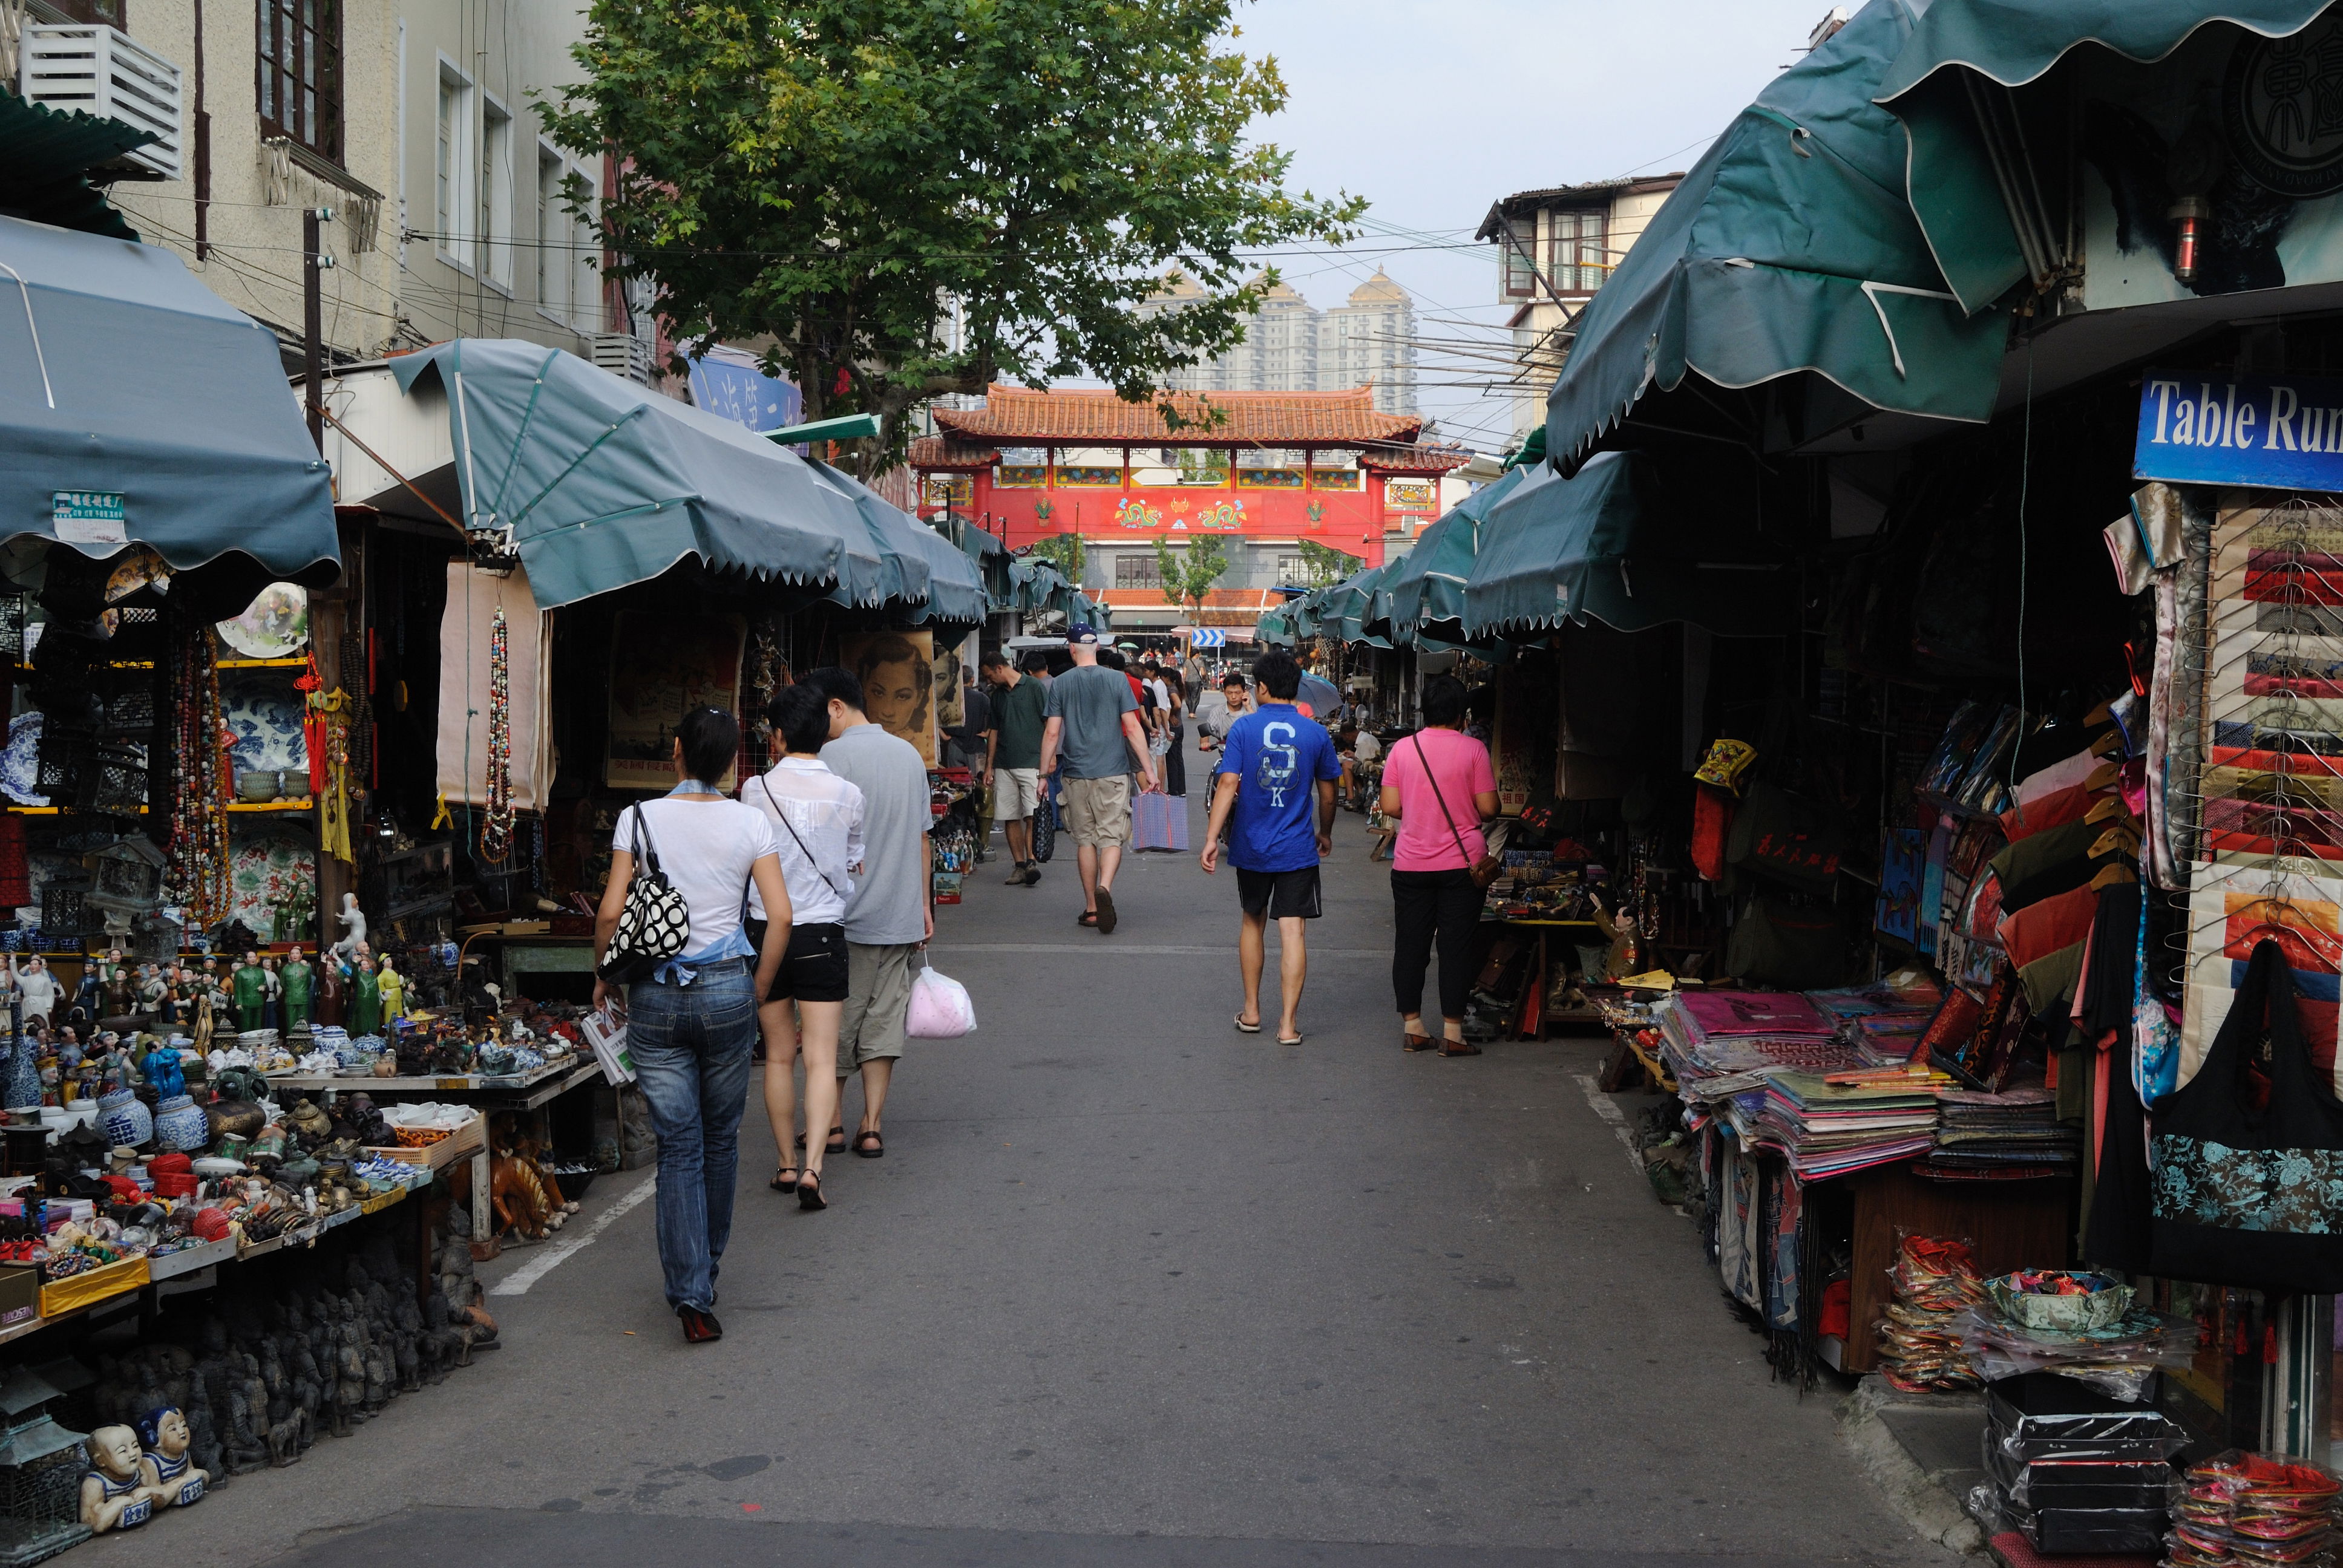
114,736,1958,1568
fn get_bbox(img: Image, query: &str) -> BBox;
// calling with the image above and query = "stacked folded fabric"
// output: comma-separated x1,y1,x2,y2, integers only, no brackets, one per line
1723,1070,1941,1180
1919,1086,2080,1178
1653,989,1867,1088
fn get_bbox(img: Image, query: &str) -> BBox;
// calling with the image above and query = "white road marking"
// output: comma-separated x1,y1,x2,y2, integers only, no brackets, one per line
1573,1073,1647,1177
489,1173,659,1296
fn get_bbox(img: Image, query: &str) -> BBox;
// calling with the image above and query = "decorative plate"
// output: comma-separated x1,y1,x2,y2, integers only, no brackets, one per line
228,828,315,938
0,714,45,806
216,583,309,661
220,671,307,773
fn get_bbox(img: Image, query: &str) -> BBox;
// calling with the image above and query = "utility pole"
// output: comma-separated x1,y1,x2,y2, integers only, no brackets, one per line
303,206,334,449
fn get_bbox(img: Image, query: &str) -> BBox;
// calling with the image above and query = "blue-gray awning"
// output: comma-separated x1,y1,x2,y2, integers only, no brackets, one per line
808,462,986,626
1376,466,1526,640
1463,452,1789,638
390,339,883,610
0,214,338,583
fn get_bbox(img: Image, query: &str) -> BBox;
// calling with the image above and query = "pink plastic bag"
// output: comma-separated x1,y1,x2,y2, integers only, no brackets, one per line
906,963,977,1039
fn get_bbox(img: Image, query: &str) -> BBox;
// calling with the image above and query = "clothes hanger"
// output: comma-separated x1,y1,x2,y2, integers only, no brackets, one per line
2091,822,2142,857
2090,729,2124,758
2085,795,2137,825
2089,862,2138,890
2084,697,2114,726
2085,760,2123,791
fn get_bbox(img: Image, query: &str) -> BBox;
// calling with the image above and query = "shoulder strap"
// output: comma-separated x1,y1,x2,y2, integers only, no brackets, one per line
626,805,662,877
758,773,851,900
1413,733,1478,866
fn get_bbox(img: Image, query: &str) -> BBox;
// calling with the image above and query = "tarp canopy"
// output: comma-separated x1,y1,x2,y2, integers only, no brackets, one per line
390,339,883,611
807,462,986,626
1463,451,1790,639
1376,466,1526,639
1875,0,2334,314
0,214,339,587
1543,0,2010,467
0,94,153,242
1319,564,1392,648
1255,604,1296,645
931,511,1014,611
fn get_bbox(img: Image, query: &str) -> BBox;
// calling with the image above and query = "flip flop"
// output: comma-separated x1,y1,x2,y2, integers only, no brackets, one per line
1234,1014,1261,1034
1277,1034,1305,1048
1095,887,1118,934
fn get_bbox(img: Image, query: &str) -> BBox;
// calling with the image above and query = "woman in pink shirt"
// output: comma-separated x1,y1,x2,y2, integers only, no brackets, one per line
1378,675,1498,1056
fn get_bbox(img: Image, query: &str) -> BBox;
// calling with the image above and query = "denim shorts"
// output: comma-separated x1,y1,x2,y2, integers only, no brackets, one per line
744,918,851,1004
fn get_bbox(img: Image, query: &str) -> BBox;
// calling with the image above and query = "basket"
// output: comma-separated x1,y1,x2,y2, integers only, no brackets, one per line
1985,1271,2134,1334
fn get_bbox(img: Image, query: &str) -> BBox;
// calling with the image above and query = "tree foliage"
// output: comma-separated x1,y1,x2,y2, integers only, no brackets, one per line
1153,534,1228,619
1029,532,1090,585
1296,541,1360,587
542,0,1366,472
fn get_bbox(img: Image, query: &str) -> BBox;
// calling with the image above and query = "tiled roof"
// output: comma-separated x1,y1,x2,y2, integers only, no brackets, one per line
933,385,1423,448
907,436,1000,469
1476,175,1684,238
1364,443,1473,474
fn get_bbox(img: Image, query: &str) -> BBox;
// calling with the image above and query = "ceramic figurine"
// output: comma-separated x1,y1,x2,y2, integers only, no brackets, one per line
329,894,367,968
376,956,404,1024
232,950,267,1033
316,959,344,1028
136,1406,208,1506
140,1040,184,1098
350,956,380,1036
8,954,57,1026
80,1424,160,1532
262,956,283,1031
281,947,315,1030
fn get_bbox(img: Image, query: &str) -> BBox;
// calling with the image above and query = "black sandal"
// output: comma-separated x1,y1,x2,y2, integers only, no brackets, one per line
825,1126,846,1154
770,1165,799,1192
852,1130,885,1158
1438,1040,1483,1057
796,1169,827,1210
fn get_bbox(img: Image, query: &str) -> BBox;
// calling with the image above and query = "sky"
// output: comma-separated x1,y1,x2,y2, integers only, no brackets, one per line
1228,0,1840,453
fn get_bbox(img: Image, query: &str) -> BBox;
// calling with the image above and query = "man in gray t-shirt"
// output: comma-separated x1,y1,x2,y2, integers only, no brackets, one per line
1039,627,1156,936
805,667,932,1159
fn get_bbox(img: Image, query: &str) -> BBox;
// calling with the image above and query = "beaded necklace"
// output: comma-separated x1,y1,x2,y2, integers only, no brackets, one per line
165,626,232,927
480,606,514,863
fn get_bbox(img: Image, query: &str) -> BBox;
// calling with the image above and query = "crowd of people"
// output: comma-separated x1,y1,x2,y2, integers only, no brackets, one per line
585,632,1499,1344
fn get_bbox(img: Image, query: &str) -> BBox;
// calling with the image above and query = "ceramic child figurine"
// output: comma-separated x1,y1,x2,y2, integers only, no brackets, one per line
262,957,282,1031
80,1424,159,1532
376,956,404,1024
136,1406,208,1507
316,959,344,1029
234,950,267,1033
140,1040,184,1098
280,947,313,1029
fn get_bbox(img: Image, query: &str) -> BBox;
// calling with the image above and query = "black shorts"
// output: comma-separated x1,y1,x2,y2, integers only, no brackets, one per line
743,918,850,1004
1236,865,1323,920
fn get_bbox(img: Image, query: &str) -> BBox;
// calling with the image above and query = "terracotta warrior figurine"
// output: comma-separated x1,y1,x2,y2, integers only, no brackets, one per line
80,1424,160,1533
136,1406,208,1507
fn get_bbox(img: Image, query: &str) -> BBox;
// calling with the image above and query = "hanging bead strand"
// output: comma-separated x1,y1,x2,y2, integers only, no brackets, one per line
480,606,514,863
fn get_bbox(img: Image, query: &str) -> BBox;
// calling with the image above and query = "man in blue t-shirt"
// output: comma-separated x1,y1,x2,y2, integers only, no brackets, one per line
1199,648,1340,1047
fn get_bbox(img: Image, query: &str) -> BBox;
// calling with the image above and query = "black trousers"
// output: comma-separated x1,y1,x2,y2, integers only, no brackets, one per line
1391,867,1481,1021
1164,725,1187,796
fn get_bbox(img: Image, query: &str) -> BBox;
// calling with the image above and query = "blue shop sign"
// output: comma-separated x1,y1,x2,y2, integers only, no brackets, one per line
2135,371,2343,489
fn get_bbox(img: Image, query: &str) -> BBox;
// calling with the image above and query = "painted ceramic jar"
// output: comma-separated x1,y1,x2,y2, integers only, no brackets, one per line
152,1095,206,1154
97,1089,152,1149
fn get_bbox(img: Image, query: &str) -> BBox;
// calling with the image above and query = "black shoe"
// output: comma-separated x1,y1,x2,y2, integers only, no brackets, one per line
797,1169,827,1211
679,1305,723,1344
1021,866,1041,886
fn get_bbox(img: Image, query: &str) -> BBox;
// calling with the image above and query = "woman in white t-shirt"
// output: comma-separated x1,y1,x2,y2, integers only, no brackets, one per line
594,707,790,1347
741,684,867,1210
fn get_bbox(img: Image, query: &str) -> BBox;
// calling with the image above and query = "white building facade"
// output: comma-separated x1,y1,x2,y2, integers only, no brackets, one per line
1150,269,1419,416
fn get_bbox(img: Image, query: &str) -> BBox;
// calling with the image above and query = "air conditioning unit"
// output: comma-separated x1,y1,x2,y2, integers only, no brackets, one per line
588,332,655,386
19,24,183,181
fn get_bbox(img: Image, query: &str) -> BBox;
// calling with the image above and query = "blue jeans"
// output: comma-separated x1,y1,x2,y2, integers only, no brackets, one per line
626,959,756,1312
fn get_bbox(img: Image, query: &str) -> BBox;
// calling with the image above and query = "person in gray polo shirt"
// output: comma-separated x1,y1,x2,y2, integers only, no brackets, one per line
1038,626,1158,935
801,666,931,1160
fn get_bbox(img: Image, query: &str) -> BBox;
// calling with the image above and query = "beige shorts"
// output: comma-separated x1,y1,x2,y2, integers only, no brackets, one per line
997,766,1041,819
1061,774,1133,848
837,941,917,1073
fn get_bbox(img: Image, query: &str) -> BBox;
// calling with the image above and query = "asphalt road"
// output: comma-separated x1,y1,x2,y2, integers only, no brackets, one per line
103,738,1956,1568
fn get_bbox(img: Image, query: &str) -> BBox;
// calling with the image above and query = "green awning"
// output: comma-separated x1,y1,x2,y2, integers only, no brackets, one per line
1320,564,1392,648
1376,467,1526,640
808,462,986,626
1875,0,2332,315
0,91,152,242
392,340,885,610
1544,0,2010,467
1463,452,1789,639
1256,605,1296,645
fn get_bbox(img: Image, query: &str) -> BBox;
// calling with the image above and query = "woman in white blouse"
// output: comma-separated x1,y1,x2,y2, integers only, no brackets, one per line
741,684,867,1210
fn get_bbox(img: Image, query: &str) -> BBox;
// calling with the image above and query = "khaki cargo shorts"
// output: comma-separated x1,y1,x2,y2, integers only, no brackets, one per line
1061,774,1133,848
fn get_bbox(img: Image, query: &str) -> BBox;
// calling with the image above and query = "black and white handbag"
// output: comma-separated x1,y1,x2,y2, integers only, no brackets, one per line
597,808,692,984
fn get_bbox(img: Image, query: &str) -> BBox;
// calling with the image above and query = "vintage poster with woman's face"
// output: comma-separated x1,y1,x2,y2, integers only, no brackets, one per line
841,629,936,765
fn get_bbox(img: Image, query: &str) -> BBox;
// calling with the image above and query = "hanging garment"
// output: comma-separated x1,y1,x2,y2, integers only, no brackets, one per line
2151,941,2343,1295
437,563,554,813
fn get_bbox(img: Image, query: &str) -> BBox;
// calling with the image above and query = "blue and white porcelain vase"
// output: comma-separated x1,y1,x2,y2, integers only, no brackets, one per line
97,1088,152,1149
152,1094,206,1154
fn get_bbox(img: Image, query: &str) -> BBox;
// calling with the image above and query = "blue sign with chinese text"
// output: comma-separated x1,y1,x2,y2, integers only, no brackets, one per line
2135,370,2343,490
685,353,802,436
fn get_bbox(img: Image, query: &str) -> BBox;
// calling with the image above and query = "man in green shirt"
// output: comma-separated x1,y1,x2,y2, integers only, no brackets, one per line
982,649,1051,886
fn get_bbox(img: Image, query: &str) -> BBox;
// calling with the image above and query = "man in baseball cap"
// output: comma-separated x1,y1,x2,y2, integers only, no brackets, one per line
1039,622,1158,933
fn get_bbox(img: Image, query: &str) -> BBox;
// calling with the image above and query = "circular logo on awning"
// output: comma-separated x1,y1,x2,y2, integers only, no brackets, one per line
2226,18,2343,198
